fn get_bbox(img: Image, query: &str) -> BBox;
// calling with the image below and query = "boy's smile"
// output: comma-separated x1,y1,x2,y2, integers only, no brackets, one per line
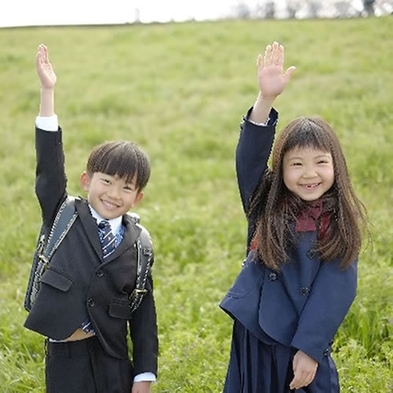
80,171,144,220
101,198,120,210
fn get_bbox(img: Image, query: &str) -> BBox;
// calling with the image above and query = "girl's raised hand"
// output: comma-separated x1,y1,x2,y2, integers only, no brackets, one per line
36,44,57,89
257,41,295,98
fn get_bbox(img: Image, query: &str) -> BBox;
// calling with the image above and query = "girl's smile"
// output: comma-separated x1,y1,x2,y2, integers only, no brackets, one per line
283,147,334,201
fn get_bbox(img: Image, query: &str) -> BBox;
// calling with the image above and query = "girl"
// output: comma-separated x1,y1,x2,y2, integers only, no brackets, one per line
220,42,367,392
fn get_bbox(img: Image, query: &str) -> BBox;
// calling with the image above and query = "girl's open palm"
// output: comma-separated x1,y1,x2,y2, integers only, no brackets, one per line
257,41,295,98
36,44,57,89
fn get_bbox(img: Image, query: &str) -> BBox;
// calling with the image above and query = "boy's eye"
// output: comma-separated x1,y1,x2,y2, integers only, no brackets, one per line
101,178,111,184
123,185,136,192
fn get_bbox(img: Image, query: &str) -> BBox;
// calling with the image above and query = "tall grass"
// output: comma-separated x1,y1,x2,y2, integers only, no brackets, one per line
0,16,392,392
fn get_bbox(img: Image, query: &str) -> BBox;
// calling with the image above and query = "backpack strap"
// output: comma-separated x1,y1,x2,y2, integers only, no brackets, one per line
127,213,154,313
42,197,78,262
24,197,78,311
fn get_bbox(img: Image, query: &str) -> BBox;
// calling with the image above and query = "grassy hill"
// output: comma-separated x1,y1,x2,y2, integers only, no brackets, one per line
0,16,392,392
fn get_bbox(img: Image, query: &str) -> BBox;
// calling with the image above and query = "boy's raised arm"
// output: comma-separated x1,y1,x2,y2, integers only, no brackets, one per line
36,44,57,117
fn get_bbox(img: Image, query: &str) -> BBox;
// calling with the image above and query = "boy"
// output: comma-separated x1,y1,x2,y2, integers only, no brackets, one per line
24,44,158,393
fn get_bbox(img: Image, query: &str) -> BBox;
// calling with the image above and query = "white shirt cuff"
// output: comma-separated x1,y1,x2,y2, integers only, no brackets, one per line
248,117,269,126
133,372,156,383
35,115,59,131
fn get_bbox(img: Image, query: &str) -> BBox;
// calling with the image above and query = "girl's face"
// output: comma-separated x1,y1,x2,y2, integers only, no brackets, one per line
283,146,334,202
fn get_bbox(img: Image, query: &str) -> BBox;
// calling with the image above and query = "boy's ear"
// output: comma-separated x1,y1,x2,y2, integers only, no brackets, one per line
132,191,144,208
80,171,90,191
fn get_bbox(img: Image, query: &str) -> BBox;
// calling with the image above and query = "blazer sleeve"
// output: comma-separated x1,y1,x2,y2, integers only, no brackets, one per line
35,127,67,226
235,108,278,250
291,259,358,362
235,108,278,213
128,269,159,376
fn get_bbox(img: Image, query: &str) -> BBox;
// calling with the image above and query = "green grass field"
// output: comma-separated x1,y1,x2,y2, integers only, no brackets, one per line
0,16,392,392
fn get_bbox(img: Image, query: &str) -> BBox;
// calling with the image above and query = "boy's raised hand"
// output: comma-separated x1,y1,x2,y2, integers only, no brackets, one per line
257,41,295,98
36,44,57,89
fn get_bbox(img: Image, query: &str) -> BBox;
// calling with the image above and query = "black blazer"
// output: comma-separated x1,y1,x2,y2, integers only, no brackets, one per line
24,128,158,376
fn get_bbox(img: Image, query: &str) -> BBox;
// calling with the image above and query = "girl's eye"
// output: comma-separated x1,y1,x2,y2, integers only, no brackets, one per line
291,162,302,166
102,178,110,184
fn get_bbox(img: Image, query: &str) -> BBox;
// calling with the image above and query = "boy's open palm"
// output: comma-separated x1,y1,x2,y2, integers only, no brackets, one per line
36,44,57,89
258,41,295,98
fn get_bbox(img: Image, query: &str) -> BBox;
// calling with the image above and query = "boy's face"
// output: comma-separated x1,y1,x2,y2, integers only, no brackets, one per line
80,171,144,220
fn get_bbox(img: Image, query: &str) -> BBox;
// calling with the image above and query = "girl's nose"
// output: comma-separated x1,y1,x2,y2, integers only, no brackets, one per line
303,165,317,178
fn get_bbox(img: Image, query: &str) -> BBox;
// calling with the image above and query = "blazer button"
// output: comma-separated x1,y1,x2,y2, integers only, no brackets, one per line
87,298,95,307
299,286,310,296
268,272,277,281
96,269,104,277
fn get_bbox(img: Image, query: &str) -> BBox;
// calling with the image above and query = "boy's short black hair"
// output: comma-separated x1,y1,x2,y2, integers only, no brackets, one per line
86,141,150,190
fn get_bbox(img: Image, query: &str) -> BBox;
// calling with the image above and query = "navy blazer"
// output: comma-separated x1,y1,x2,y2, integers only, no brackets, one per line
220,110,357,363
24,128,158,376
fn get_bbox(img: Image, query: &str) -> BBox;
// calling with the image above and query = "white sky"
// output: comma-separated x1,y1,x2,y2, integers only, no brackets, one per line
0,0,378,28
0,0,242,27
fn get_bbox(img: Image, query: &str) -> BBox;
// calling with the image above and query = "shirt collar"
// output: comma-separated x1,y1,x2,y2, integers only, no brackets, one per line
88,205,122,235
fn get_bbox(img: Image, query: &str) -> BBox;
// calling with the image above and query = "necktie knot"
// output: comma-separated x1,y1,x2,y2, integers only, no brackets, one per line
98,220,110,230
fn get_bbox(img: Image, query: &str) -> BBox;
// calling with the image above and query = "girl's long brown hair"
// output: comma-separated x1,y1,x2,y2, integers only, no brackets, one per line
248,117,368,271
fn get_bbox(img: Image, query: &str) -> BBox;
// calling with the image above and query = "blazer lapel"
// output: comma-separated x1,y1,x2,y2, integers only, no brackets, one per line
75,198,103,261
107,214,141,261
99,213,141,264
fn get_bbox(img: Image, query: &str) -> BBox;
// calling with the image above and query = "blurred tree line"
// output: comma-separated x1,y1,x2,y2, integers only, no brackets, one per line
233,0,393,19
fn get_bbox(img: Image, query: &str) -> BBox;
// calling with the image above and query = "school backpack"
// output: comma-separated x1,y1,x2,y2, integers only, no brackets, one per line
24,196,154,314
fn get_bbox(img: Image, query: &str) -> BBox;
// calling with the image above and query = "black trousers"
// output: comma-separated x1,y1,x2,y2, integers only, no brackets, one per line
45,336,133,393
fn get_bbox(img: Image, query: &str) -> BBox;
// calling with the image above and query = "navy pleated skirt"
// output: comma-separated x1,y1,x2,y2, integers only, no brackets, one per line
223,321,340,393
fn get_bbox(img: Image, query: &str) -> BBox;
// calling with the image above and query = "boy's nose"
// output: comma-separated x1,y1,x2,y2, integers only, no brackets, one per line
107,186,121,198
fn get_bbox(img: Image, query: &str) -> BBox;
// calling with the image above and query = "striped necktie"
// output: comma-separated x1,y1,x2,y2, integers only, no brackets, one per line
80,220,117,335
98,220,116,258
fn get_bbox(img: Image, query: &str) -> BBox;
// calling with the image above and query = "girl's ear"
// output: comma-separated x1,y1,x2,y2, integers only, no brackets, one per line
80,171,90,191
